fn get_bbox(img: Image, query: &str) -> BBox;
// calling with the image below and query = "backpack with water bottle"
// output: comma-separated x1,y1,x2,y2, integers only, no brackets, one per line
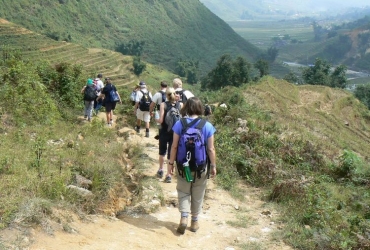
176,118,208,182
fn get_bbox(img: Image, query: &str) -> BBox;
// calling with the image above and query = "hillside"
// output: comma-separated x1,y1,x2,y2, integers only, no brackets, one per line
0,0,261,75
243,77,370,160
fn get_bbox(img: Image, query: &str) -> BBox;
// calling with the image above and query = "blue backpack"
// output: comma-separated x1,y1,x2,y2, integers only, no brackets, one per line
176,118,208,181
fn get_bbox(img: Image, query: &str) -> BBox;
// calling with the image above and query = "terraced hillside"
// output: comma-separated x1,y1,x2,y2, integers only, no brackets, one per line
0,18,137,87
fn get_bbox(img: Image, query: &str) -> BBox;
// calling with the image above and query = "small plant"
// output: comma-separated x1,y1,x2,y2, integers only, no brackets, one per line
333,150,362,179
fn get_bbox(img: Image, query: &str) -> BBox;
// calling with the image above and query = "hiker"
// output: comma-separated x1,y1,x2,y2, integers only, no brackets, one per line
81,78,96,122
130,84,140,106
155,87,182,183
93,73,105,114
149,81,168,140
173,78,194,103
204,104,212,117
167,97,217,234
97,77,122,126
133,81,152,137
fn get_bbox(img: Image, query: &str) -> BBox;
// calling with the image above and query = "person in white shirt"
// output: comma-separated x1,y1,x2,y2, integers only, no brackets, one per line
149,81,168,140
94,73,105,114
133,81,152,137
173,78,194,103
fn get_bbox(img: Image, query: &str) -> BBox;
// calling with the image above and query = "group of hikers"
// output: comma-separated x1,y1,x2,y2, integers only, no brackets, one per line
81,73,122,126
82,76,216,235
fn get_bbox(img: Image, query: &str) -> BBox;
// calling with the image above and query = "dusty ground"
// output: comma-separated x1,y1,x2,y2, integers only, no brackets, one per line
2,114,293,250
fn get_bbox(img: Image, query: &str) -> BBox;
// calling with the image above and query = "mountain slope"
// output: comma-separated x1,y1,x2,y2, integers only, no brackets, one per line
0,0,261,75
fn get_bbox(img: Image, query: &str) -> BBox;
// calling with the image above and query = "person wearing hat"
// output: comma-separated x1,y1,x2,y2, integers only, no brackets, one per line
80,78,96,122
133,81,152,137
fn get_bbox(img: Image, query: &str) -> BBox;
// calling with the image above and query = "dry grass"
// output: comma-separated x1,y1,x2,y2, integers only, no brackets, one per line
243,77,370,161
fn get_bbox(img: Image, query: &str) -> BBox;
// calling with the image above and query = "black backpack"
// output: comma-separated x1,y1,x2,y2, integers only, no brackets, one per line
139,90,151,111
84,85,97,101
175,90,188,103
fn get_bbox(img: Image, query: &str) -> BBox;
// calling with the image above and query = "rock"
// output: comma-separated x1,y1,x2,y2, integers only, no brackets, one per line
234,205,239,210
75,174,92,189
67,185,93,197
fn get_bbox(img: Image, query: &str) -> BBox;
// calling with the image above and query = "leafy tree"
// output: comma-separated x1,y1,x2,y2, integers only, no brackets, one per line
254,59,269,78
133,56,146,76
330,64,347,88
302,58,331,86
175,59,199,84
201,54,252,90
201,54,233,90
354,84,370,109
231,56,251,87
116,40,145,56
283,72,299,84
302,58,347,88
266,46,279,63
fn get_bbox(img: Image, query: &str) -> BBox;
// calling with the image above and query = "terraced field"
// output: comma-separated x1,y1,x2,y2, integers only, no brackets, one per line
0,18,138,88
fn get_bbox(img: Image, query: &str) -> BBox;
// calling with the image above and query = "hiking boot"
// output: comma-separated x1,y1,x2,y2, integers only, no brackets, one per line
87,118,91,122
164,176,172,183
135,126,140,133
157,169,163,178
190,220,199,232
176,217,188,234
84,115,88,119
154,134,159,140
145,131,149,137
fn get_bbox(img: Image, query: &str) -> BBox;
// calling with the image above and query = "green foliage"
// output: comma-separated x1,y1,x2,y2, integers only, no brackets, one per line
266,46,279,63
354,83,370,109
116,40,145,56
0,0,261,75
0,57,60,125
333,150,363,179
302,58,347,88
201,54,252,90
254,59,269,78
133,56,146,76
175,59,199,84
283,72,299,84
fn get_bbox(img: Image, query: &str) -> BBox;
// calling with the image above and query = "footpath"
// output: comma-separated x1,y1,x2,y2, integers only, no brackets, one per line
26,112,292,250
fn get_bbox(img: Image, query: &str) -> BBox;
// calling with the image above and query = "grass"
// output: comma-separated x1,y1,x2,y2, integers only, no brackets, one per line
196,78,370,249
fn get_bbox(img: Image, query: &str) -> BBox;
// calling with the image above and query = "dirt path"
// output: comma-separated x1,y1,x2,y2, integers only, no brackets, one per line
18,116,293,250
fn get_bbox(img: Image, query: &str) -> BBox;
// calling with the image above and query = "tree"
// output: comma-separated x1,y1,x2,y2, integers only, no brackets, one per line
201,54,252,90
231,56,251,87
302,58,331,86
254,59,269,78
266,46,279,63
283,72,299,84
330,64,347,88
354,84,370,109
133,56,146,76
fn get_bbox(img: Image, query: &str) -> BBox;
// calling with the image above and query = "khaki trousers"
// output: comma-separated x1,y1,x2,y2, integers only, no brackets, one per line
176,168,208,216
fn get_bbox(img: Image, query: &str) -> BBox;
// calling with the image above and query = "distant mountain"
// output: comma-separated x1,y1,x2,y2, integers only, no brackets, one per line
199,0,370,21
0,0,261,75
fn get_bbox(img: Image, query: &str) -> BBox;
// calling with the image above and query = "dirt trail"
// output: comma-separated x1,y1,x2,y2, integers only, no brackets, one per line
17,114,292,250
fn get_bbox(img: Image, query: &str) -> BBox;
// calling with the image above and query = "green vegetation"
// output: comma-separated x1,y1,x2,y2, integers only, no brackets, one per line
198,78,370,249
0,0,261,76
302,58,347,88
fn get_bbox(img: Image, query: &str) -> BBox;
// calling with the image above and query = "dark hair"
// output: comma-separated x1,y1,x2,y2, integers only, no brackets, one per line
97,73,103,78
160,81,168,88
180,97,204,117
